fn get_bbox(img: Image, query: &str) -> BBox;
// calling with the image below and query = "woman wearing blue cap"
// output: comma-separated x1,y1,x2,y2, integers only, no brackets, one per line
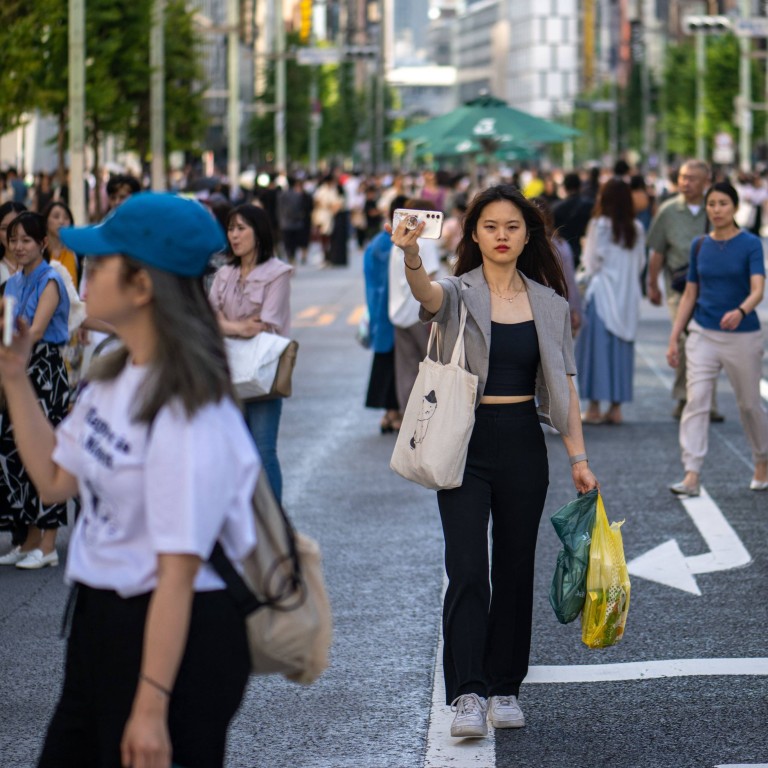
0,193,258,768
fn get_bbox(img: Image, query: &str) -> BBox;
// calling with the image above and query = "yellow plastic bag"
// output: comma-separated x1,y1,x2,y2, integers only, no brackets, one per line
581,493,630,649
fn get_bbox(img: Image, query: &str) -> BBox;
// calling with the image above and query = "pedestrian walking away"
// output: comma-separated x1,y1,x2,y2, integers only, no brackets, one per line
647,159,724,422
0,192,258,768
363,194,408,433
209,203,292,504
390,185,598,739
576,179,645,425
666,182,768,497
0,212,70,569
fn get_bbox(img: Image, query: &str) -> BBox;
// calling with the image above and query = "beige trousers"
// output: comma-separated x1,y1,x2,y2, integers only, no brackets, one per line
681,321,768,474
668,289,718,409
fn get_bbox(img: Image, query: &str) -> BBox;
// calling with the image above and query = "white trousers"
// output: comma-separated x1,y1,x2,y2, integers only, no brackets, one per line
681,321,768,474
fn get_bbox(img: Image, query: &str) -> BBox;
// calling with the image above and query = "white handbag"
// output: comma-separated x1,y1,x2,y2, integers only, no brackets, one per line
390,302,478,490
225,333,292,400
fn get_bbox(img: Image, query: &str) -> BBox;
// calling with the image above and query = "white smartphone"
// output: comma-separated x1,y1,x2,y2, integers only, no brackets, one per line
392,209,444,239
3,296,15,347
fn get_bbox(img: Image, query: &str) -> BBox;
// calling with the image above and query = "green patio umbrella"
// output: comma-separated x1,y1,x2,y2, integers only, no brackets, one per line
391,94,579,149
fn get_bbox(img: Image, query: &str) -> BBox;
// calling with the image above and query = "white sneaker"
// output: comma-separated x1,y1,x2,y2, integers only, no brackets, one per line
16,549,59,570
0,546,26,566
450,693,488,738
488,695,525,729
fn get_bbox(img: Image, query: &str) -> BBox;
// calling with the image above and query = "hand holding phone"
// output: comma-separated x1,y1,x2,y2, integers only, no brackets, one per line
392,209,444,239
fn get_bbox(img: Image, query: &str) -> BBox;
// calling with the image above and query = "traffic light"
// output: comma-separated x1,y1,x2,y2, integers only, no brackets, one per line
683,15,731,35
299,0,312,43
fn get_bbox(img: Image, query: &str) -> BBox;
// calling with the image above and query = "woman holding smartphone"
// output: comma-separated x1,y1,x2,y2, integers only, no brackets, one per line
390,185,598,739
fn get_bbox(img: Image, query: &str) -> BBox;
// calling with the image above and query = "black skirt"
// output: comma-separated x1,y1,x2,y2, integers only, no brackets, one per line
0,341,70,537
366,350,400,410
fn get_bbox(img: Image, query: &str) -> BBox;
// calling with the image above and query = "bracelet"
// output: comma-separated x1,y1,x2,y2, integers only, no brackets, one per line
569,453,588,466
737,306,747,318
405,256,423,271
139,673,172,698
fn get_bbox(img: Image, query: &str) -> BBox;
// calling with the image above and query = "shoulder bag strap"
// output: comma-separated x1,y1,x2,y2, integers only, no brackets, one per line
449,301,468,368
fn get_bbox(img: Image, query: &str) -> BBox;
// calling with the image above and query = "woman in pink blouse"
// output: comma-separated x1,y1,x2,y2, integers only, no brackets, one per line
209,204,292,502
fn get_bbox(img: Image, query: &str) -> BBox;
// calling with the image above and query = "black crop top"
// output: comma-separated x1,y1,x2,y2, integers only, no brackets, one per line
483,321,540,396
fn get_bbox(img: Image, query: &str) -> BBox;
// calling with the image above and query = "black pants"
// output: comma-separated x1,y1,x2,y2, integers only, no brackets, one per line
38,585,250,768
437,401,549,704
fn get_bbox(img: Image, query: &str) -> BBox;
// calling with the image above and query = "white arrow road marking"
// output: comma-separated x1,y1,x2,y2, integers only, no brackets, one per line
525,657,768,683
627,485,751,595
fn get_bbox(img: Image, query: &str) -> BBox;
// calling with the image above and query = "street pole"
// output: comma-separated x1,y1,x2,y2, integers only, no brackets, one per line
68,0,86,224
150,0,166,190
640,22,651,165
274,0,287,173
739,0,752,172
374,0,385,173
227,0,241,195
695,30,705,159
309,73,319,174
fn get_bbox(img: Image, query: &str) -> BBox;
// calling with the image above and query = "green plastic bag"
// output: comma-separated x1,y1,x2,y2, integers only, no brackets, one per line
549,489,598,624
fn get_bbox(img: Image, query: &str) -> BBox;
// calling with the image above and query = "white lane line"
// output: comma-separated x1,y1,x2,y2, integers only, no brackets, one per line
526,658,768,684
716,764,768,767
425,575,495,768
761,378,768,402
424,631,495,768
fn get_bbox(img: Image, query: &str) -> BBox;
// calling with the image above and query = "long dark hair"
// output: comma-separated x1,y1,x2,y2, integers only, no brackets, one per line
454,185,567,297
225,204,274,265
43,200,75,230
0,201,27,258
89,257,236,423
593,178,637,249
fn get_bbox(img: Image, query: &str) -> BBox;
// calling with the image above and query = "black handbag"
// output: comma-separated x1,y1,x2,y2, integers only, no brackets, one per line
669,235,705,294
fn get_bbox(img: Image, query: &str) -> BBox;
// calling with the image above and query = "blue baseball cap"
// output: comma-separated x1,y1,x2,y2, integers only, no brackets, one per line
59,192,226,277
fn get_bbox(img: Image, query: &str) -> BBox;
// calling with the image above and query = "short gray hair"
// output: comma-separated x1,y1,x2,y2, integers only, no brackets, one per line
681,159,711,179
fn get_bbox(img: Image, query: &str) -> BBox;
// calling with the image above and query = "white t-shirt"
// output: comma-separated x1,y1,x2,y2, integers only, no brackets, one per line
53,363,259,598
388,238,441,328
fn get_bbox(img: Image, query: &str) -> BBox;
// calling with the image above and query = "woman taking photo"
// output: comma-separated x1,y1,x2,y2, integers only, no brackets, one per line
209,203,292,503
0,193,257,767
0,212,70,569
667,181,768,495
576,178,645,425
391,185,598,738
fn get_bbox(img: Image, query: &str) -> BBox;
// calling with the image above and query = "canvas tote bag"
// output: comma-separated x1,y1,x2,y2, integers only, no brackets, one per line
225,333,295,400
390,302,478,490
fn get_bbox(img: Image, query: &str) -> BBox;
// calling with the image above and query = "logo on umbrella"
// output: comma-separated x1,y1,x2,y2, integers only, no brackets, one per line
473,118,496,136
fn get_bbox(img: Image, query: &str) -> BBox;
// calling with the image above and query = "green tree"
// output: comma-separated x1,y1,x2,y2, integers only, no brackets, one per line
0,0,206,197
662,33,765,161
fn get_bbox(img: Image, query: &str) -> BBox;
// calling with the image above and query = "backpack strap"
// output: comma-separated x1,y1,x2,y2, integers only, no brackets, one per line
209,542,265,615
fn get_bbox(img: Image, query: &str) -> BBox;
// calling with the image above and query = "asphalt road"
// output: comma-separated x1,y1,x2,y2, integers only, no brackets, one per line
0,243,766,768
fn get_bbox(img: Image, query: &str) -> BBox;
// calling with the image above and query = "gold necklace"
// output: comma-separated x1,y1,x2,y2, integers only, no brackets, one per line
488,282,526,303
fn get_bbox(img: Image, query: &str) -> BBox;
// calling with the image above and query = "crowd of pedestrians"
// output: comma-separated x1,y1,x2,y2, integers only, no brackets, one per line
0,151,766,761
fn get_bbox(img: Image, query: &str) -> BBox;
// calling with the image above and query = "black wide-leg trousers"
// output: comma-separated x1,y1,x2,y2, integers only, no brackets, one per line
437,401,549,704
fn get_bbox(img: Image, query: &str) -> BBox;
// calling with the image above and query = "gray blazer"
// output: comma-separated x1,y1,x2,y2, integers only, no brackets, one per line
419,265,577,435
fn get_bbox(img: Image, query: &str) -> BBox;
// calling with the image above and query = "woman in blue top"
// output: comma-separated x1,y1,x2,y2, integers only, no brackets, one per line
0,212,70,568
363,194,407,433
666,182,768,495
